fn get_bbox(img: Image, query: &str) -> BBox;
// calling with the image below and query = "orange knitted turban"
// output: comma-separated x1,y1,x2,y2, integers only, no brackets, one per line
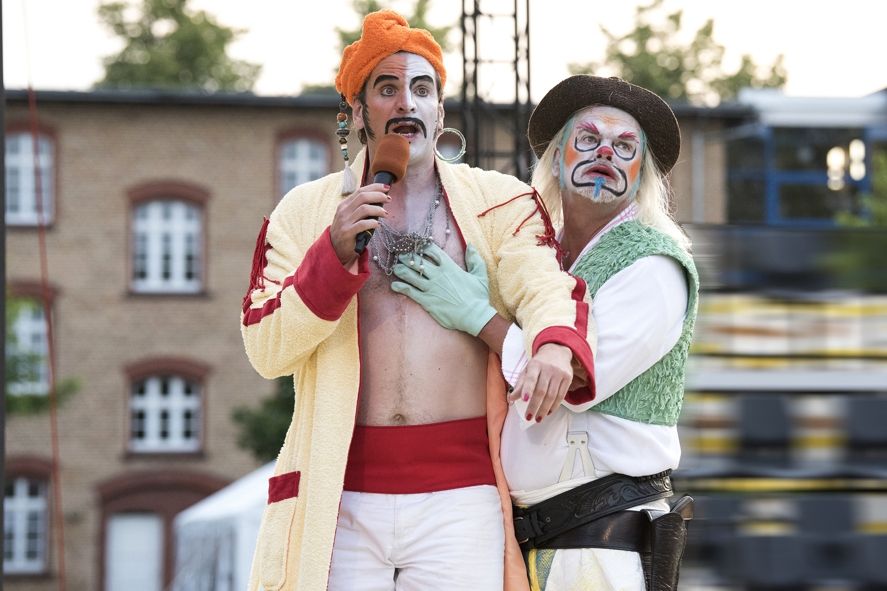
335,10,446,103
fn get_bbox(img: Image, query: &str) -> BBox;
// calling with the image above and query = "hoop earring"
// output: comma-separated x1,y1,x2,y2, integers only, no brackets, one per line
434,127,467,163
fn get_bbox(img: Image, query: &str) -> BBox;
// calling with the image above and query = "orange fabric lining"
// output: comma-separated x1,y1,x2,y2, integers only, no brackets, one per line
486,352,531,591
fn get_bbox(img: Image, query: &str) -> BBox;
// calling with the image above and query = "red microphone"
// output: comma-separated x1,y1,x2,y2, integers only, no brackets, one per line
355,134,410,254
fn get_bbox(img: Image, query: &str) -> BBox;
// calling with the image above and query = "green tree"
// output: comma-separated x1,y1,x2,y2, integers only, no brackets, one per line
232,376,294,462
301,0,453,95
336,0,452,51
826,151,887,292
569,0,786,105
835,151,887,227
95,0,260,92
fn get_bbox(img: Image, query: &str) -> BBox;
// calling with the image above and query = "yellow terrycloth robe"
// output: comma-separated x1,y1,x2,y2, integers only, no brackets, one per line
241,149,595,591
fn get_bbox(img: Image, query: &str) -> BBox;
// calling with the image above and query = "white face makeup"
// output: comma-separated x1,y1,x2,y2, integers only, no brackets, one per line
553,105,646,204
353,52,444,165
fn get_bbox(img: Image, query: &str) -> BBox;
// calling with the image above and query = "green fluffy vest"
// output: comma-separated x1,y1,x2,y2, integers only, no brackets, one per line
571,221,699,426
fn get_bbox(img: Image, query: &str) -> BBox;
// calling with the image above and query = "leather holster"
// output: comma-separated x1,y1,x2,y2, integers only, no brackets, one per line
641,495,694,591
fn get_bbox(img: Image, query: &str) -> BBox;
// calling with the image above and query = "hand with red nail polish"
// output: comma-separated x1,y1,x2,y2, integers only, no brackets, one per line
508,343,572,424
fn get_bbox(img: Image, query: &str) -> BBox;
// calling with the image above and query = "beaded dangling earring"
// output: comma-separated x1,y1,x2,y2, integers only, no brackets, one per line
337,94,357,195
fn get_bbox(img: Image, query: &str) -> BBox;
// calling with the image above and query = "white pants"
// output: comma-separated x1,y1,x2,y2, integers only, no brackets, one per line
517,485,668,591
328,485,504,590
534,547,647,591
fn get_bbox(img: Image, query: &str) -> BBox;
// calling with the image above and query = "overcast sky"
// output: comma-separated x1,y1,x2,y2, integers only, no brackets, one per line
4,0,886,102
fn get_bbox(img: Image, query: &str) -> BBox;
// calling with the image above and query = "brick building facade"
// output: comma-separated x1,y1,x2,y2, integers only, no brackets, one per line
4,90,348,590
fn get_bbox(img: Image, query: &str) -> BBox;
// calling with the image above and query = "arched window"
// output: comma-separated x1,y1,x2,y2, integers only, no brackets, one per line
5,130,55,226
278,133,330,195
125,358,209,454
129,182,208,294
132,200,202,293
4,457,52,575
4,477,49,574
6,296,50,396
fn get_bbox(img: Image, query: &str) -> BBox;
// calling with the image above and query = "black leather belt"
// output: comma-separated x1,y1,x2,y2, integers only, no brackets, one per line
513,471,673,551
533,510,651,552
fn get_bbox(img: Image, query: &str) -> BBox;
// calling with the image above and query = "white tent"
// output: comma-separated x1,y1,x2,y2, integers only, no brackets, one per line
171,461,273,591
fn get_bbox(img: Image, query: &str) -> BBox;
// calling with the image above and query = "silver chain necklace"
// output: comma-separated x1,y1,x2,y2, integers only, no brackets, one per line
370,179,451,276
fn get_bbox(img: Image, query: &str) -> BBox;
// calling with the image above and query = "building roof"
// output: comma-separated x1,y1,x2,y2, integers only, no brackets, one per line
4,88,339,109
5,87,753,120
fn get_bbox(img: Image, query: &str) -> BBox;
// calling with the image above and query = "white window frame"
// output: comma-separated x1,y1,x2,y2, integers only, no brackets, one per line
3,476,48,574
129,375,201,453
5,131,55,226
7,298,50,396
278,137,329,194
131,200,202,294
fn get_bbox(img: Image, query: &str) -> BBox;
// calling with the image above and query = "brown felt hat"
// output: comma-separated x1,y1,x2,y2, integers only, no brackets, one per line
528,75,680,173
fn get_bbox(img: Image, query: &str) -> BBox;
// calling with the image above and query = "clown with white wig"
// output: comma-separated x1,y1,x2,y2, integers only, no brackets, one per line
394,75,699,591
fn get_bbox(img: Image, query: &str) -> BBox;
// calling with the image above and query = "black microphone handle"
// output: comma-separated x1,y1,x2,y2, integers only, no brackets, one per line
354,171,397,254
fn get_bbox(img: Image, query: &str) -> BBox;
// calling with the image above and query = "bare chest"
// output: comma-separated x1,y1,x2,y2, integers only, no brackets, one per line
356,201,488,425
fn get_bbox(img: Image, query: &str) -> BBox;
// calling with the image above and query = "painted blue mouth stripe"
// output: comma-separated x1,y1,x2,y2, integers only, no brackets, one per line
594,176,604,198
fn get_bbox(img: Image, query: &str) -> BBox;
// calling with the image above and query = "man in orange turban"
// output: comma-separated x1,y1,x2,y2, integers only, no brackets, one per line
242,10,597,591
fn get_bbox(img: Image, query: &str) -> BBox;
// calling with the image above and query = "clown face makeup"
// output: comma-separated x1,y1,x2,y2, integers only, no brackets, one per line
353,52,444,166
554,105,646,203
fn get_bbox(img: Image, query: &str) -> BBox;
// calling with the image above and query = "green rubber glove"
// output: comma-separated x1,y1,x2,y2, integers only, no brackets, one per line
390,243,497,336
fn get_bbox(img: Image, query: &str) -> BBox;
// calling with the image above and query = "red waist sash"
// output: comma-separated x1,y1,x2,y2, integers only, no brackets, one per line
344,416,496,494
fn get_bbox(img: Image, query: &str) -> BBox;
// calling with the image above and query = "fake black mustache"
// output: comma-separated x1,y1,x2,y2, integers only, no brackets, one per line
571,161,628,197
384,117,427,137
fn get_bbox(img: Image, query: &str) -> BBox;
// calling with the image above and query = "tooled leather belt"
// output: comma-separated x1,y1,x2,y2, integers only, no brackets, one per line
512,470,673,551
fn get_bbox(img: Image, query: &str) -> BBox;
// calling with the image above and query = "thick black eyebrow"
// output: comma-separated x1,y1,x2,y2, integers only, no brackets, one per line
371,74,399,88
371,73,435,90
410,75,434,87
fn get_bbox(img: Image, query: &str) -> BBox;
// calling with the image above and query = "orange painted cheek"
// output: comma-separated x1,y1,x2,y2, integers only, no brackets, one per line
563,143,583,169
626,158,642,185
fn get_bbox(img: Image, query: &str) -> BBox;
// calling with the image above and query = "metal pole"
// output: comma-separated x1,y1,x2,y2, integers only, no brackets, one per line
1,0,8,570
522,0,531,179
471,0,480,168
513,0,520,178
